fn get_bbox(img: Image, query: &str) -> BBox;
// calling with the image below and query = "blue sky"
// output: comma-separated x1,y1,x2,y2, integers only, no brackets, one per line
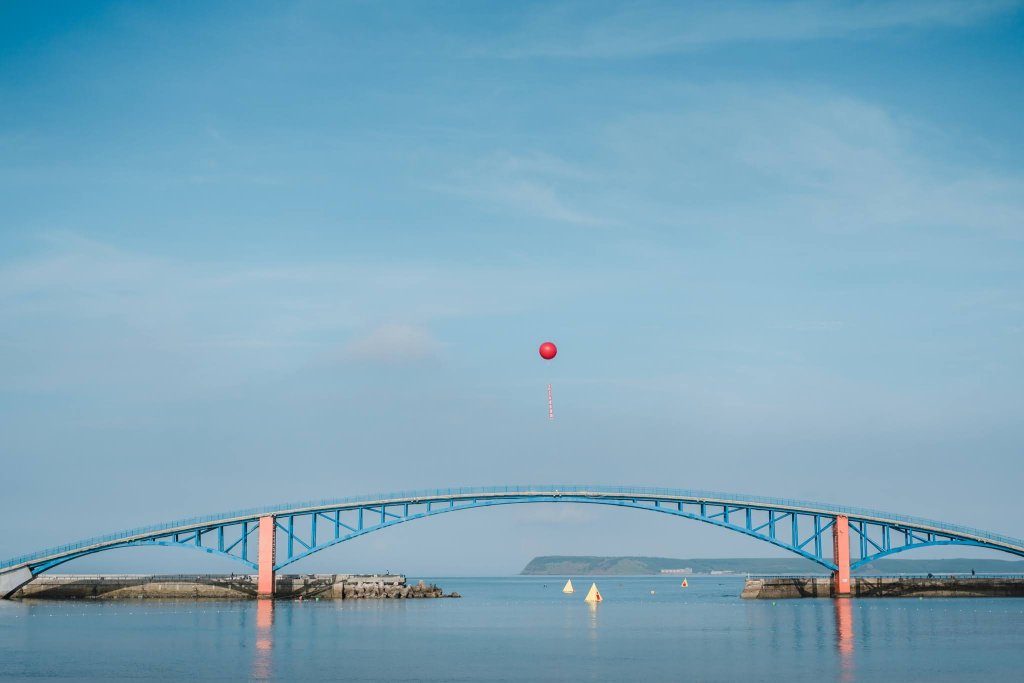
1,1,1023,574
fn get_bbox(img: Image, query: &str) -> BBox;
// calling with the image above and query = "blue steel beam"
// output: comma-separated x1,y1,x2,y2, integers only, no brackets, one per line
4,485,1024,581
28,539,259,575
850,540,1000,569
273,497,840,571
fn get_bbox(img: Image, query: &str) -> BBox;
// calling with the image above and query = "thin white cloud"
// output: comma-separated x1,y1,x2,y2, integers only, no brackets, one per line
436,84,1024,248
435,152,610,226
342,324,444,364
0,236,618,395
579,85,1024,239
498,0,1022,58
490,179,606,226
432,84,1024,241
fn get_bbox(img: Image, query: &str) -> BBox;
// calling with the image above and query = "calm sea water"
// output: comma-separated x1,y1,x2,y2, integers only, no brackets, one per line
2,576,1022,682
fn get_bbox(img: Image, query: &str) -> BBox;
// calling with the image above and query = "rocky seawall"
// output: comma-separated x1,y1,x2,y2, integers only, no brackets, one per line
742,576,1024,599
10,574,459,601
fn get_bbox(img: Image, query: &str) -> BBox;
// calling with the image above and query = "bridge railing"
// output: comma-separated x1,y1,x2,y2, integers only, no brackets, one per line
4,485,1024,570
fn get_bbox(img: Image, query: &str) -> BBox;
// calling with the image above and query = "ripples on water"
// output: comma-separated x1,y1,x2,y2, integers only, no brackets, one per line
2,576,1023,682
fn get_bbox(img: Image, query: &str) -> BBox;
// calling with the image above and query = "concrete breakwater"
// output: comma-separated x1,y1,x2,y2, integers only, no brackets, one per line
10,574,458,601
742,576,1024,599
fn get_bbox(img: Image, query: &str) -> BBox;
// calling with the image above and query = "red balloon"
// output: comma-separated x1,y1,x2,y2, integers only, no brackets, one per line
539,342,557,360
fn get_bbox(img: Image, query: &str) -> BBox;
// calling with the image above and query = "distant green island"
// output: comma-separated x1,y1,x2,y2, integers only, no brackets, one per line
521,556,1024,576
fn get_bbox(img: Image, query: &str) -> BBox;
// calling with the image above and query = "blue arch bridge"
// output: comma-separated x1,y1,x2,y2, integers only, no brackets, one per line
3,485,1024,599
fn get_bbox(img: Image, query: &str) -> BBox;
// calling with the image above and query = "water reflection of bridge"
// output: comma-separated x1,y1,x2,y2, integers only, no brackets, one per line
835,598,854,682
245,585,859,680
252,601,273,681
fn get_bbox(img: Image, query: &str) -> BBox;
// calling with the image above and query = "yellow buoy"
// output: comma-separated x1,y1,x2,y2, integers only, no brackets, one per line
562,579,574,594
584,583,602,603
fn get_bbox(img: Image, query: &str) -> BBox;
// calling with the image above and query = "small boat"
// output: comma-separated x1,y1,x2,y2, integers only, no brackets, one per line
584,583,602,603
562,579,574,594
681,579,688,588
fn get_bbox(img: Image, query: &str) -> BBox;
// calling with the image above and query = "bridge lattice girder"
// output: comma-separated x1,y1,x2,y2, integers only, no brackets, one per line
3,486,1024,593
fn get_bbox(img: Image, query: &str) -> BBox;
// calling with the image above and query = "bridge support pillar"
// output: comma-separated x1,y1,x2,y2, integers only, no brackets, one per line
832,515,851,597
257,515,276,599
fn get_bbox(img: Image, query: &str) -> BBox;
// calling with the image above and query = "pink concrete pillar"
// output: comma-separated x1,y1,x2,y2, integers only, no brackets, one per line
257,515,276,599
832,515,851,596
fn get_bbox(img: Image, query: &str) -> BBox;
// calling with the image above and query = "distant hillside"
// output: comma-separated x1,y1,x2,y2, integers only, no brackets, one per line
521,556,1024,576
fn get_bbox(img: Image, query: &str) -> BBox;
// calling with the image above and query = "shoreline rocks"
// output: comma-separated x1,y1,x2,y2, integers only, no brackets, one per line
10,574,460,601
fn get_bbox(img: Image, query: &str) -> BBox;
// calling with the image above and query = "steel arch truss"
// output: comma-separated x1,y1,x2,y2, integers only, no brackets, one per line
29,522,260,574
7,487,1024,594
271,495,842,571
847,519,1010,569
